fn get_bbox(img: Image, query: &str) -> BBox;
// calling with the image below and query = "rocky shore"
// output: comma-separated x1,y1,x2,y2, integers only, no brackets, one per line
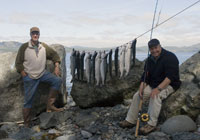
0,97,200,140
0,45,200,140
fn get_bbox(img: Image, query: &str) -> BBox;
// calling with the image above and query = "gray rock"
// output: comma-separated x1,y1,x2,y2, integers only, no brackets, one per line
75,112,98,127
171,132,200,140
0,130,8,139
10,127,35,140
81,130,92,138
0,138,15,140
161,115,197,135
0,122,19,134
48,128,61,134
196,114,200,125
197,127,200,133
88,136,101,140
71,59,144,108
39,111,71,129
0,44,67,122
148,132,170,140
55,134,76,140
49,44,67,104
39,112,57,129
30,132,45,140
162,52,200,120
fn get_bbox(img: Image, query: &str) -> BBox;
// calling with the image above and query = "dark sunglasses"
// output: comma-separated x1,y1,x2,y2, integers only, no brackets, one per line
31,31,39,35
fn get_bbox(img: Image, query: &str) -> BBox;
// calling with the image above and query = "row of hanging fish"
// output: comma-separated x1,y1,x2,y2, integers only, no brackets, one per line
70,39,137,86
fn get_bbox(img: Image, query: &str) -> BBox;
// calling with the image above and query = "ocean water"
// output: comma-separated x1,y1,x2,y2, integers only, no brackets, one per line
65,51,196,93
136,52,196,64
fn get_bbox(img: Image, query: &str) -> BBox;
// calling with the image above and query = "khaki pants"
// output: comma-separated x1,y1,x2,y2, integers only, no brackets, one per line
126,85,174,126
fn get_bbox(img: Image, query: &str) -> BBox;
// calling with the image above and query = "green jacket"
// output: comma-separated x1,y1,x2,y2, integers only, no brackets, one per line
15,42,60,73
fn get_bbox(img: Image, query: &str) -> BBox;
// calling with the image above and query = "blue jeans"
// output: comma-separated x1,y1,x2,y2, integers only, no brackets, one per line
23,71,62,108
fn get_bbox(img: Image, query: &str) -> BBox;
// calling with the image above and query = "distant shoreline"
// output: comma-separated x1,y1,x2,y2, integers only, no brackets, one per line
0,41,199,53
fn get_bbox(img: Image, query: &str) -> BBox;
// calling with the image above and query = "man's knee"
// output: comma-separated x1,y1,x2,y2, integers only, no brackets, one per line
133,91,139,99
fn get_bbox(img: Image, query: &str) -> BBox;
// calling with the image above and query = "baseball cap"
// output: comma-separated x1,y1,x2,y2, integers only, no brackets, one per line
148,39,160,48
30,27,40,33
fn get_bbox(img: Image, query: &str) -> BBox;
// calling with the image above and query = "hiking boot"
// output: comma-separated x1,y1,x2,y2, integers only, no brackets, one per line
46,88,64,112
119,120,135,128
140,124,156,135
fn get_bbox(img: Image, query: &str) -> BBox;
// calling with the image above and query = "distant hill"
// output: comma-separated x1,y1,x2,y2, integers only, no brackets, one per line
68,43,200,53
0,41,199,53
0,41,22,52
0,41,22,48
136,43,200,53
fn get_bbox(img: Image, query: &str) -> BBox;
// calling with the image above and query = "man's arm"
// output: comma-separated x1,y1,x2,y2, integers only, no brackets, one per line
139,82,147,98
15,43,28,76
150,77,171,98
42,43,61,77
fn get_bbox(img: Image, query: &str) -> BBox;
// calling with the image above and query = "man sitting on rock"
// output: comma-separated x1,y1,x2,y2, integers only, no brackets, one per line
15,27,64,127
119,39,181,134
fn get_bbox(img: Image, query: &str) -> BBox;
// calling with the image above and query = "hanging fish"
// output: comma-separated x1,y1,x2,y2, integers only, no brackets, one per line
70,49,76,82
119,45,126,78
75,51,80,80
95,51,101,86
80,51,85,81
131,39,137,67
100,51,108,85
124,43,132,77
85,52,92,84
114,47,119,77
108,49,113,78
91,51,97,83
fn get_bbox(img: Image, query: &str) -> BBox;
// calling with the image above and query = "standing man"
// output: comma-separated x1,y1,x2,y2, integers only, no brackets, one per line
119,39,181,134
15,27,64,127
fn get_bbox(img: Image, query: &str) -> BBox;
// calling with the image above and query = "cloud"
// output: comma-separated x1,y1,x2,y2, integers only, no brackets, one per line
0,12,56,26
0,2,199,48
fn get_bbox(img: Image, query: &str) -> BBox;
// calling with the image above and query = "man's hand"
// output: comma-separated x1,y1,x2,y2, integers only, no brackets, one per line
139,89,143,99
54,62,61,77
54,66,60,77
21,70,27,77
139,82,146,99
150,88,160,98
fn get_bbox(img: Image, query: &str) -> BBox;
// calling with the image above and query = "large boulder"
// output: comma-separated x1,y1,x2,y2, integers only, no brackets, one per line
0,44,66,122
161,52,200,120
161,115,197,135
71,59,144,108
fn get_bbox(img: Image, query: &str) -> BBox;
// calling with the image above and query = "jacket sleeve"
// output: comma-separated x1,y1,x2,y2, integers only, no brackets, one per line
42,43,61,64
15,43,28,73
164,53,179,82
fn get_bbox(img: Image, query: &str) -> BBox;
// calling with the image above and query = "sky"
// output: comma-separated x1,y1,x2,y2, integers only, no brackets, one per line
0,0,199,48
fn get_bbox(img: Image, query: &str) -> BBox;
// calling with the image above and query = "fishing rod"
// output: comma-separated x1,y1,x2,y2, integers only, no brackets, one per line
134,0,200,40
135,0,159,137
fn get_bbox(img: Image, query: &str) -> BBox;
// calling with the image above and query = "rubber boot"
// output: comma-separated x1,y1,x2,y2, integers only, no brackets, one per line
23,108,31,127
46,89,64,112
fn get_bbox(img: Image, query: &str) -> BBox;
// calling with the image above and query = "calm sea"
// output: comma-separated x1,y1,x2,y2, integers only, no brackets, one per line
65,51,196,93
